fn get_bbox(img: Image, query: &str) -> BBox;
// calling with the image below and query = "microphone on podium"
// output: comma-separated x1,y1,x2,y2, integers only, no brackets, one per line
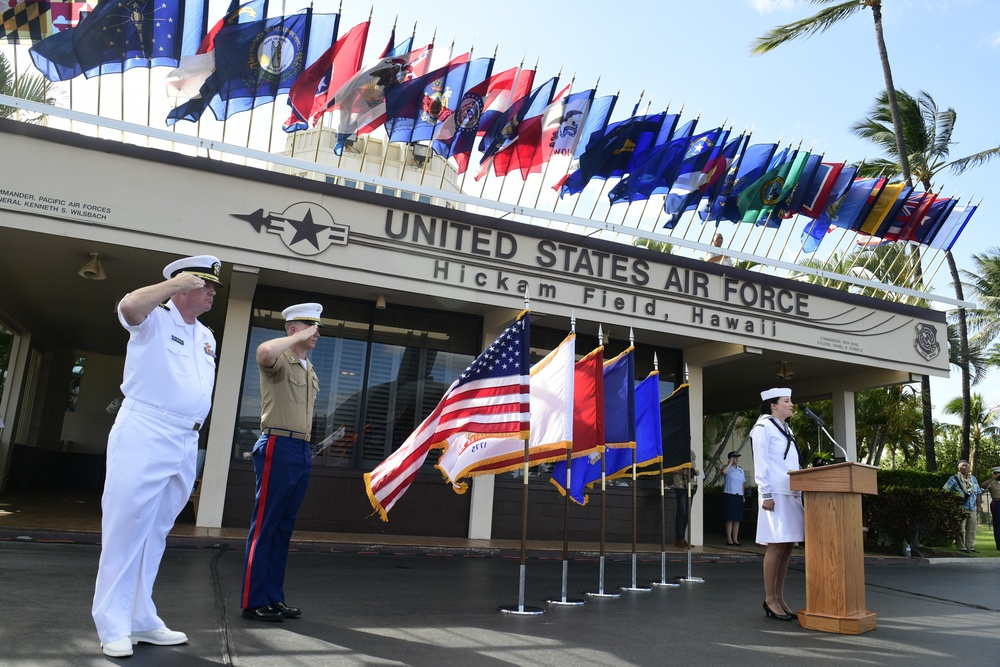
798,404,826,428
797,404,851,462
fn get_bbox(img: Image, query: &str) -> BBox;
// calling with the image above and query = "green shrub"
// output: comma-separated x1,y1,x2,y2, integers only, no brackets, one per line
875,470,952,489
864,488,967,549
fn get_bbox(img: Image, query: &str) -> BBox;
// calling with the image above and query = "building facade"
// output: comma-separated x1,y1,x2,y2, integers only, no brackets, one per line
0,119,950,545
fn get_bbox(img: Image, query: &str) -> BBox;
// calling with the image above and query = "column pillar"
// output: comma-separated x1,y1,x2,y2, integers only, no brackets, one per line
197,266,258,528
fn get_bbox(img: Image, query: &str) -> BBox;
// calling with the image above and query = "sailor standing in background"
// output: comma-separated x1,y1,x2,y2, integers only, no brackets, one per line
93,255,223,657
751,387,804,622
241,303,322,622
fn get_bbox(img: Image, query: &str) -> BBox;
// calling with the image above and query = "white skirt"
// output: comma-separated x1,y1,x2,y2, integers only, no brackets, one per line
756,493,804,544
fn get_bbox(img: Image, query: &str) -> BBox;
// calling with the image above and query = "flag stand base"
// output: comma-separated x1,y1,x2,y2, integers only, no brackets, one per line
584,590,620,598
675,576,705,583
544,596,586,606
652,580,680,588
497,604,545,615
620,585,653,592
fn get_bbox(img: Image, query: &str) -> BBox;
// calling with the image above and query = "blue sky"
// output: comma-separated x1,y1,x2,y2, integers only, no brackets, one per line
72,0,1000,417
311,0,998,419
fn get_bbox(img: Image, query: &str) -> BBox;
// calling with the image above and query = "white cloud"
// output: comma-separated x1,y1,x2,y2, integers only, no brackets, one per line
748,0,800,13
991,31,1000,48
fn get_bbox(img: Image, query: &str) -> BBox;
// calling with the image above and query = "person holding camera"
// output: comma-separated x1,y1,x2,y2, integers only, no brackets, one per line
981,466,1000,550
943,460,982,552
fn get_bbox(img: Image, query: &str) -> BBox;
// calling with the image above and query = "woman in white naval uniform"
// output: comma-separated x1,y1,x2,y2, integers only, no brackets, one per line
751,387,804,622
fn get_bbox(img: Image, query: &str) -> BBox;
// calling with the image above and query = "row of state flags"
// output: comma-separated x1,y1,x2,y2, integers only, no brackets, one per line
3,1,978,253
363,310,692,521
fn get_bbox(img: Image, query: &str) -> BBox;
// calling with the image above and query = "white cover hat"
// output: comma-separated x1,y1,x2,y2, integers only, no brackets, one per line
163,254,224,286
281,303,323,326
760,387,792,401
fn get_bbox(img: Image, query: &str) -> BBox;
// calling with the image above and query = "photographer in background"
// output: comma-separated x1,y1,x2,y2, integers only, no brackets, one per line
981,466,1000,550
943,460,982,552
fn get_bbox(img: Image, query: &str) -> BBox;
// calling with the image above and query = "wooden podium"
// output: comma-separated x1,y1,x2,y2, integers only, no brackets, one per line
788,462,878,635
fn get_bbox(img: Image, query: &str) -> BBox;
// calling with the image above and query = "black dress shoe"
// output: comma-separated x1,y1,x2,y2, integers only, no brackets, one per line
274,602,301,618
242,605,283,622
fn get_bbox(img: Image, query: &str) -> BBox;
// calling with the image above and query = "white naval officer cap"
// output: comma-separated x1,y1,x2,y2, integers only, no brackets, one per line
163,254,224,286
760,387,792,401
281,302,324,327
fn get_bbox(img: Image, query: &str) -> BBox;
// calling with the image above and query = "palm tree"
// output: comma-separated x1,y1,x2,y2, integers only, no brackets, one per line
0,52,56,123
849,89,998,468
943,393,1000,477
856,386,922,467
752,1,913,186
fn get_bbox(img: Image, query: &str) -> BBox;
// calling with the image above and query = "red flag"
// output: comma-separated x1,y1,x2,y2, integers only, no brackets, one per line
283,21,368,132
491,84,570,178
448,66,522,174
572,346,605,456
897,192,936,242
799,162,845,218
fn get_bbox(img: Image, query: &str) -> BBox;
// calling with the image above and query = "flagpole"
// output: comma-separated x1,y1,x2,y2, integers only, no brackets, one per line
676,452,705,584
545,310,585,607
622,328,652,592
650,352,680,589
499,288,543,616
586,325,619,599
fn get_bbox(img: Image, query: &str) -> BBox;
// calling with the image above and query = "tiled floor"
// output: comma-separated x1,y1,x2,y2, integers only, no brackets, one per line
0,489,762,556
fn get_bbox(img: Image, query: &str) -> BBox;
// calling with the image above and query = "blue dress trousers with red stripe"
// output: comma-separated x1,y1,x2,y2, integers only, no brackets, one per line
241,433,311,609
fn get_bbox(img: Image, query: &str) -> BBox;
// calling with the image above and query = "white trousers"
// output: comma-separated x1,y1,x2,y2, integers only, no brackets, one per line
92,404,197,643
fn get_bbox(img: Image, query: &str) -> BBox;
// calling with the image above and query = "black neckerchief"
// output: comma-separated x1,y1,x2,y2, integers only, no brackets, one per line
767,417,798,460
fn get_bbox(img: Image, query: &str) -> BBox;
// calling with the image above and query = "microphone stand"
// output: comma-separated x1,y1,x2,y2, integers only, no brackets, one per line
806,416,851,463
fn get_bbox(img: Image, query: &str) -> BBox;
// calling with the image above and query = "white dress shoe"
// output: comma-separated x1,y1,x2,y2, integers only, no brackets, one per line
101,637,133,657
131,626,188,645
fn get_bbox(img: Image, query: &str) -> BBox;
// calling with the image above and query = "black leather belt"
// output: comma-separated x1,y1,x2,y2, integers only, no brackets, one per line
262,427,310,442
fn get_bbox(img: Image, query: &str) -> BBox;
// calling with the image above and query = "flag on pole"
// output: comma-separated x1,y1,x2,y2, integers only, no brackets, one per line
282,19,368,132
323,42,434,154
927,202,975,250
2,0,52,43
364,313,531,521
660,384,691,473
486,81,569,178
476,75,559,178
430,65,519,173
440,333,575,479
556,347,636,503
166,10,337,125
633,371,664,475
858,182,910,235
708,142,777,222
165,0,269,100
798,162,845,219
549,345,605,503
384,55,487,145
30,0,207,80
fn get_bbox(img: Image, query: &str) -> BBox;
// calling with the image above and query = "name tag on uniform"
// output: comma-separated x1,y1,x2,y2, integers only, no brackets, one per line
171,335,185,345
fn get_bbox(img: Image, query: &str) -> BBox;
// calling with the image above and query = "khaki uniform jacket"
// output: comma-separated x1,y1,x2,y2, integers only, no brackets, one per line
259,348,320,439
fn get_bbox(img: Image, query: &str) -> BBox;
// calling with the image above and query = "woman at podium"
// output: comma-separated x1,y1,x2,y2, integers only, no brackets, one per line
751,387,805,621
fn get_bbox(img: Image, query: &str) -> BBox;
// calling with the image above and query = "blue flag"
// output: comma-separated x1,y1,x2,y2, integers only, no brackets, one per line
660,129,734,227
776,153,821,219
559,112,676,197
167,11,337,125
633,372,663,473
477,76,558,165
800,166,857,252
385,57,492,145
817,177,879,231
30,0,207,81
607,122,710,205
573,348,636,492
708,143,777,223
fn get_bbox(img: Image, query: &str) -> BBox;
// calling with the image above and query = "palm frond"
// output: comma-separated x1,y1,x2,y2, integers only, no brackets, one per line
948,146,1000,175
750,0,866,54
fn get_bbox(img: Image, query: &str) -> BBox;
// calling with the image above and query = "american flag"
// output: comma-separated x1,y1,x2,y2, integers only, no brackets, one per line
364,312,530,521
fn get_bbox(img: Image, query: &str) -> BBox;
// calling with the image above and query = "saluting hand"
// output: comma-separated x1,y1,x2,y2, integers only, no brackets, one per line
172,273,206,292
292,324,319,343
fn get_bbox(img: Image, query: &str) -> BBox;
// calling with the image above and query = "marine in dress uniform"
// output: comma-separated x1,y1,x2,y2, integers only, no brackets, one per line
751,387,804,622
241,303,322,622
92,255,223,657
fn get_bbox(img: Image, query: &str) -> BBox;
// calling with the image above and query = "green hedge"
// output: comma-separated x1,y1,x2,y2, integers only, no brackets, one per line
864,488,967,548
874,470,952,490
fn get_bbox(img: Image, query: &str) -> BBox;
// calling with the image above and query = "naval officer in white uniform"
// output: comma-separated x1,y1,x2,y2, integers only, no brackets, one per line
92,255,223,657
751,387,804,622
